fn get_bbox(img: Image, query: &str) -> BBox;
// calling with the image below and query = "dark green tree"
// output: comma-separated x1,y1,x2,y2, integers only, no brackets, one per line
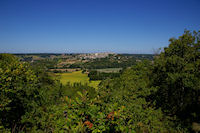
150,30,200,126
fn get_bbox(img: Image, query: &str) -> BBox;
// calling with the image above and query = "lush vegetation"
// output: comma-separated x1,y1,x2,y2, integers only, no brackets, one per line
0,54,65,132
149,30,200,130
1,30,200,132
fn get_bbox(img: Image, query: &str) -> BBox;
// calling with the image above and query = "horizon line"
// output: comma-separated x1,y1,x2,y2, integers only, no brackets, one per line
0,52,154,55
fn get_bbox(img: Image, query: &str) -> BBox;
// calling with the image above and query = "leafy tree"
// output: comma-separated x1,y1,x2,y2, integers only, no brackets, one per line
0,54,66,132
0,54,38,131
150,30,200,127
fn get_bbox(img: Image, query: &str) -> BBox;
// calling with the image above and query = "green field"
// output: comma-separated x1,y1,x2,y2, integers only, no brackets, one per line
57,71,100,89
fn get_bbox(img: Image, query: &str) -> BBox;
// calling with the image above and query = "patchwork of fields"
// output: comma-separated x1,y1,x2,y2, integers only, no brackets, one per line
57,71,100,89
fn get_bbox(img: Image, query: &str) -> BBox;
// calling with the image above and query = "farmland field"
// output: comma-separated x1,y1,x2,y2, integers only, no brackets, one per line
57,71,100,89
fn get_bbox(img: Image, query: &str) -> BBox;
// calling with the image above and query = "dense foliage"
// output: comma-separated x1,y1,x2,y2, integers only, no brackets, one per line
88,70,121,80
149,30,200,129
0,54,65,132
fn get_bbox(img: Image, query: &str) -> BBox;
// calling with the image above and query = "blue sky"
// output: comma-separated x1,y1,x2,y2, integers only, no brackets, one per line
0,0,200,53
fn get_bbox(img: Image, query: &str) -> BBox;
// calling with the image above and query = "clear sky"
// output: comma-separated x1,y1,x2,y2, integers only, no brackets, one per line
0,0,200,53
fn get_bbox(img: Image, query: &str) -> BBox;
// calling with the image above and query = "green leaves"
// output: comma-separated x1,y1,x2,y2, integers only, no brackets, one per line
150,30,200,129
0,54,69,132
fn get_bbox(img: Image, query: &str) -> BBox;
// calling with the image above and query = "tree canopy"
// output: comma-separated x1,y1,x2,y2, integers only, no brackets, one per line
150,30,200,128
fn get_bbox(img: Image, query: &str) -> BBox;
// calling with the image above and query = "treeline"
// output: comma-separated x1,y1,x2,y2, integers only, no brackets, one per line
88,70,121,80
31,58,59,69
69,55,136,69
1,30,200,132
121,54,154,60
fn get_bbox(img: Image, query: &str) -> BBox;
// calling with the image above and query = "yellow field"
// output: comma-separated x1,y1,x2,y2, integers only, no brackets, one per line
57,71,101,89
